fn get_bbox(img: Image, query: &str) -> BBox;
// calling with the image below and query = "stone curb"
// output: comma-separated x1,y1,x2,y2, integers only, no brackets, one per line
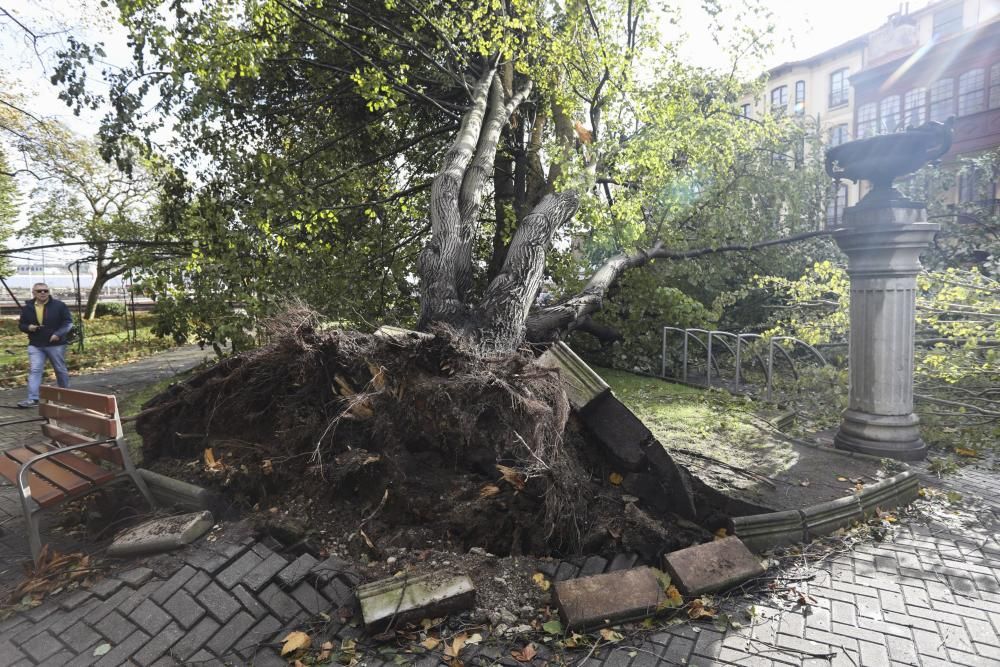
139,469,220,511
729,470,920,552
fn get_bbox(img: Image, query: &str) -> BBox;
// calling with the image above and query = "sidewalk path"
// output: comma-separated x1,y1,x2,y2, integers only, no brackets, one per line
0,349,996,665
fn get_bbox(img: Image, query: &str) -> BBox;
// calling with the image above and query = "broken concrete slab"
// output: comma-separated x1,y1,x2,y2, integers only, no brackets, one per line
358,573,475,630
553,566,664,631
107,511,214,557
579,392,649,472
536,341,610,410
139,469,221,511
663,536,763,596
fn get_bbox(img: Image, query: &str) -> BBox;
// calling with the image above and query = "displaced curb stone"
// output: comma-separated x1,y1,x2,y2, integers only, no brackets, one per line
536,341,611,410
553,566,664,631
729,509,805,553
857,470,919,518
663,536,763,595
358,573,475,629
803,494,862,540
107,511,214,557
139,469,220,511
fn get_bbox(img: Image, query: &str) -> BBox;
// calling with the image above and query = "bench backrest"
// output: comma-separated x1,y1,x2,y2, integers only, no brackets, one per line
38,386,125,465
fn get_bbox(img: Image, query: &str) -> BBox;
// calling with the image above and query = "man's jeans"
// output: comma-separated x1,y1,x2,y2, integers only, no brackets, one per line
27,344,70,401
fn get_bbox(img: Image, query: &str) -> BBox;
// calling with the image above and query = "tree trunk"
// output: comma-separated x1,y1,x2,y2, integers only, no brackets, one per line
85,275,106,319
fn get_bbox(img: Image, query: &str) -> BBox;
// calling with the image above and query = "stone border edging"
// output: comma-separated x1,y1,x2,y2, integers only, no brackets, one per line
729,470,920,552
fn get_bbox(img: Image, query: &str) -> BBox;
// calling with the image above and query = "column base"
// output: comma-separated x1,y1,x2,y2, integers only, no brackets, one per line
833,409,927,461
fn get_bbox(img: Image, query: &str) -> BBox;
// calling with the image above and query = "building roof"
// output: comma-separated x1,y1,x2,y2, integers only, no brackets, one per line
767,36,869,79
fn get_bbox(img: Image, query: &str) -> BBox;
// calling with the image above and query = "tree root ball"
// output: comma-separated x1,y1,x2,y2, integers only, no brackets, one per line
137,311,709,558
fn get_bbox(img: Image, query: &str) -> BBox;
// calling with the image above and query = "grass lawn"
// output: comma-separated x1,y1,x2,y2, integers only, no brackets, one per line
0,313,177,388
596,367,799,482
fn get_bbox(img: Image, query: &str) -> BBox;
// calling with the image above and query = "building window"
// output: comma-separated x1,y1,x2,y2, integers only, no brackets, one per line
856,102,877,139
903,88,926,127
929,78,954,121
829,69,849,107
741,103,752,118
794,81,806,114
880,95,901,133
958,168,979,203
991,63,1000,109
932,4,963,40
829,124,849,146
827,184,848,226
771,85,788,114
958,69,985,115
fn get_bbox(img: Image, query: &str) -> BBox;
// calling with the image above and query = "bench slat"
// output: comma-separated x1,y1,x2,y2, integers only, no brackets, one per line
23,443,116,485
0,452,66,508
39,404,118,438
40,386,116,415
41,424,123,465
2,447,95,496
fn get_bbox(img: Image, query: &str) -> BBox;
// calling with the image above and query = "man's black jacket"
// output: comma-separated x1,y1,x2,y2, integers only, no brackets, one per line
18,298,73,347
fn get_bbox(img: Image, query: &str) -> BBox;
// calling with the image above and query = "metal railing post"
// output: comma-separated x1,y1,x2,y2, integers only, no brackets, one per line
766,338,775,402
706,332,713,387
735,335,742,386
661,327,668,378
682,330,689,382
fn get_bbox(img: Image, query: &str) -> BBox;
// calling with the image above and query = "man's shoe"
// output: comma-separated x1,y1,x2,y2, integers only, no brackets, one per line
16,399,39,409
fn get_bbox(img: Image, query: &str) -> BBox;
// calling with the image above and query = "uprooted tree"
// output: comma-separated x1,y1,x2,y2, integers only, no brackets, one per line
63,0,842,556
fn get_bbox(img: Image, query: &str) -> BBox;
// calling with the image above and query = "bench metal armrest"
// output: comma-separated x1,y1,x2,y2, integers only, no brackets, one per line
16,438,116,495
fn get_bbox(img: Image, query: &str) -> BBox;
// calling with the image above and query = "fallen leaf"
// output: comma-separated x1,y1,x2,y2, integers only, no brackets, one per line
688,597,717,619
261,459,273,474
714,527,728,539
599,628,623,642
496,465,526,491
203,448,223,471
465,633,483,645
280,631,311,656
542,619,563,635
954,447,978,457
531,572,551,591
479,484,501,499
665,585,684,607
444,632,467,659
799,480,811,487
609,472,623,486
836,476,848,482
420,637,441,650
93,644,111,657
511,643,537,662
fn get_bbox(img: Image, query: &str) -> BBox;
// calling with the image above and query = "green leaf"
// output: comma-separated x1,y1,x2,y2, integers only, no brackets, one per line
542,619,563,635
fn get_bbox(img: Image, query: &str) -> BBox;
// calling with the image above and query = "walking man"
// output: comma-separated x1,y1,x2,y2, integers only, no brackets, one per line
17,283,73,408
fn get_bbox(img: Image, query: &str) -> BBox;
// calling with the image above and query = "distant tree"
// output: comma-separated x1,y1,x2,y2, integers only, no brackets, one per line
0,147,17,277
17,122,165,318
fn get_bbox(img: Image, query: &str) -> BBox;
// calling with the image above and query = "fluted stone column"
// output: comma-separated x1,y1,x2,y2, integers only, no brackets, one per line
833,203,938,461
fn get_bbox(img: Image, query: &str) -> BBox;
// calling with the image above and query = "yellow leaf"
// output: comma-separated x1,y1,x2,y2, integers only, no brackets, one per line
318,641,334,661
609,472,623,486
714,527,728,539
445,632,467,658
280,631,311,656
479,484,501,499
599,628,623,642
511,643,537,662
531,572,551,591
466,633,483,645
204,448,215,466
687,597,717,619
954,447,978,457
665,585,683,607
421,637,441,650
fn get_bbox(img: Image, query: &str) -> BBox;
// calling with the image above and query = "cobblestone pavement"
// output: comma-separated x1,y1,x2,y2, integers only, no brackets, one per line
0,351,997,665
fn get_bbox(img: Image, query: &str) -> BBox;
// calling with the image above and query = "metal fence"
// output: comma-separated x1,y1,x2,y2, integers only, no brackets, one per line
660,327,828,401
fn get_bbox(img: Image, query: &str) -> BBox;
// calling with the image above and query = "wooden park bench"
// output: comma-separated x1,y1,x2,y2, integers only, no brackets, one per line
0,386,157,562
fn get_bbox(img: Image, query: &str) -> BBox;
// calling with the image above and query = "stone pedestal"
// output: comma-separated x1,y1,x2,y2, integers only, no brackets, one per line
832,203,938,461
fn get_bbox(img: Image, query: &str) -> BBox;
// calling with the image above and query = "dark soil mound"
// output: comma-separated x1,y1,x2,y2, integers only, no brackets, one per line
137,313,711,561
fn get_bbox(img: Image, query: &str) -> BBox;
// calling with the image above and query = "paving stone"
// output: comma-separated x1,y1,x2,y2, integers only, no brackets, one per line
163,589,207,629
47,597,103,635
216,548,264,589
129,598,174,636
85,586,137,627
553,566,664,631
183,545,233,574
205,610,256,656
578,555,608,578
312,554,363,586
94,629,151,667
233,584,269,619
196,580,242,623
56,589,94,611
20,630,64,662
358,572,475,629
259,582,305,621
169,615,220,662
94,610,138,643
663,536,764,595
182,570,212,594
234,614,283,654
323,577,356,608
242,552,289,592
290,580,330,616
150,564,197,604
62,620,103,651
119,580,163,616
277,553,319,588
89,577,125,599
606,553,639,572
119,566,156,588
553,561,579,582
131,621,184,666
